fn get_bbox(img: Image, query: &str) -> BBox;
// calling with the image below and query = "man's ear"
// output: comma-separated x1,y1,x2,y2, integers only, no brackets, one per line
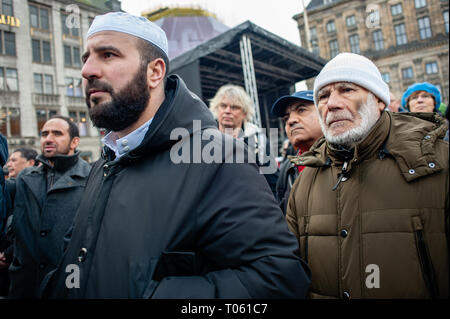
147,58,166,89
377,97,386,112
70,136,80,152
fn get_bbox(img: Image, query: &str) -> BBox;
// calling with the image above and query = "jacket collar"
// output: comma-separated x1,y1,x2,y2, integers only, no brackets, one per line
37,151,80,172
20,152,89,209
326,111,390,167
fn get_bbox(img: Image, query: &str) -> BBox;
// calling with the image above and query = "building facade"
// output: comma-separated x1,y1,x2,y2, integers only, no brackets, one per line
294,0,449,105
0,0,121,162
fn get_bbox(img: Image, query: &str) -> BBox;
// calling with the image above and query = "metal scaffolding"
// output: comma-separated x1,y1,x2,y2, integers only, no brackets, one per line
239,34,262,128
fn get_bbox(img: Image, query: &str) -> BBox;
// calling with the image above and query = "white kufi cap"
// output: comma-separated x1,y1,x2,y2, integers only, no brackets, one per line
87,12,168,57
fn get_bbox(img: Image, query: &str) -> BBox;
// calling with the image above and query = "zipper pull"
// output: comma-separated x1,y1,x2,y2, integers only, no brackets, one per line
332,161,348,191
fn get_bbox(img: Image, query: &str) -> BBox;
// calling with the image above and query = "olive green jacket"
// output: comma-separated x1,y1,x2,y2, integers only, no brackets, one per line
286,111,449,299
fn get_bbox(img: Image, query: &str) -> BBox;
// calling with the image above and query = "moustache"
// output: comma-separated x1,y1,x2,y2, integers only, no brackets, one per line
326,111,354,125
85,79,114,97
290,124,304,134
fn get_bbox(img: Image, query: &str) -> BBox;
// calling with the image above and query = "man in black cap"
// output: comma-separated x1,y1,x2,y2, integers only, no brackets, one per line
271,90,323,214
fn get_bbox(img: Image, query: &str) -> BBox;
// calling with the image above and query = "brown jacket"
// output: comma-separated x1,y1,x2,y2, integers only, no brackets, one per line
286,111,449,299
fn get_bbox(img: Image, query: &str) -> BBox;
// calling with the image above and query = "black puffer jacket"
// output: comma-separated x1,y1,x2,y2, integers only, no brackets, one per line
42,75,310,299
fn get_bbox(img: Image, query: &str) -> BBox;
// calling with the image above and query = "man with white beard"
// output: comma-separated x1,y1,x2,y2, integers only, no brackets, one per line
286,53,449,299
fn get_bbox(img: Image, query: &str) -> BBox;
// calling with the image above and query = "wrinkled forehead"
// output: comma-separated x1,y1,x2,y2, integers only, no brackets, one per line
285,100,315,115
318,81,364,95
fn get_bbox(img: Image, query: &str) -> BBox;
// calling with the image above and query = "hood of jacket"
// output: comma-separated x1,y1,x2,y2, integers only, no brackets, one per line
104,75,217,164
290,111,448,182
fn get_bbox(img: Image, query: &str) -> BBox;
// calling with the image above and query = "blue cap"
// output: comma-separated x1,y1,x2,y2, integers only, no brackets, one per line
87,12,169,58
271,90,314,117
401,82,441,111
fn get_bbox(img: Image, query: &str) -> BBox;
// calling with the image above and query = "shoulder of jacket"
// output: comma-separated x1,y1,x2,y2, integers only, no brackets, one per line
386,112,448,182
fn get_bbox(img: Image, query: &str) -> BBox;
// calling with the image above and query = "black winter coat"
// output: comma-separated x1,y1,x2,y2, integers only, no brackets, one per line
8,153,91,298
42,75,310,299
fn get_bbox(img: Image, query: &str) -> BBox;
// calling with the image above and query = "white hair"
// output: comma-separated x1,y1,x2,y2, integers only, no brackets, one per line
209,84,255,123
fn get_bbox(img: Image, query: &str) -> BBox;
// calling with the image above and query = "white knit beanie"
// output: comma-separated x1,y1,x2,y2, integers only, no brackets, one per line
313,52,390,107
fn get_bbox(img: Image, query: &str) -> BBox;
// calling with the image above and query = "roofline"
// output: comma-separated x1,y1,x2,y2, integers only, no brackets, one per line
170,20,326,72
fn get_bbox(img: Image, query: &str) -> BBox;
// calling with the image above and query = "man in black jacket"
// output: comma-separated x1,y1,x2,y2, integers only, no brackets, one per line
42,12,310,299
271,90,323,214
6,116,91,298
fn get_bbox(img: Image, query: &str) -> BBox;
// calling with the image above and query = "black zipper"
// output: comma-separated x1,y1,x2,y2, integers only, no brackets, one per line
412,216,438,299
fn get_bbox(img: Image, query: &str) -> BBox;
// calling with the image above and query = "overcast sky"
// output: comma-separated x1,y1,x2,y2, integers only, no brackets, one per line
120,0,311,46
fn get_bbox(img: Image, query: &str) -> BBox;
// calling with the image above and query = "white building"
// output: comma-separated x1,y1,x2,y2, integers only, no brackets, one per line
0,0,121,162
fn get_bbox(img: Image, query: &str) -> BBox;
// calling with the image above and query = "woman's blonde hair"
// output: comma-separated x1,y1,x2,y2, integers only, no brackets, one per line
209,84,255,123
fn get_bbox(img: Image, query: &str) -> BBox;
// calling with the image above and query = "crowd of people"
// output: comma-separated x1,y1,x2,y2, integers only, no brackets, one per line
0,12,448,299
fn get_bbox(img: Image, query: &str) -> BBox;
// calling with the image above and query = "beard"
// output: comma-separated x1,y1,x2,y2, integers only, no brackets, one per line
318,92,380,148
85,63,150,132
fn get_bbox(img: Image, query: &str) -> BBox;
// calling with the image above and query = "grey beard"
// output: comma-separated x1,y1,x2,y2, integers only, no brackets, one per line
318,92,380,148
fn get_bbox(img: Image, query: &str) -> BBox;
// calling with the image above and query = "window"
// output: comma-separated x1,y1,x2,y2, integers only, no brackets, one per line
391,3,403,16
69,110,88,136
372,30,384,51
1,0,13,16
311,39,320,56
4,31,16,56
36,108,58,133
66,77,83,97
346,15,356,27
425,62,438,74
382,72,390,83
64,45,81,67
329,39,339,58
34,73,43,93
349,34,360,54
418,17,432,39
443,11,448,34
32,39,51,63
61,12,79,37
402,67,414,79
34,73,53,94
414,0,427,9
0,67,18,91
309,27,317,39
29,4,50,30
326,20,336,33
0,107,21,137
394,23,408,45
0,31,16,56
44,74,53,94
368,9,380,26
